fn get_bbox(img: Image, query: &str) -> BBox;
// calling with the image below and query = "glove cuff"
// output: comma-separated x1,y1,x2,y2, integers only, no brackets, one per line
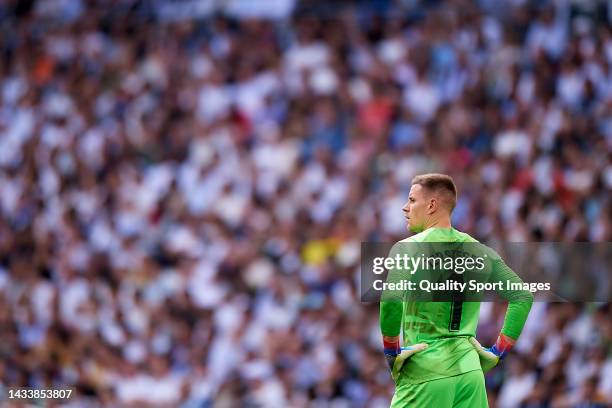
383,335,400,356
491,333,516,359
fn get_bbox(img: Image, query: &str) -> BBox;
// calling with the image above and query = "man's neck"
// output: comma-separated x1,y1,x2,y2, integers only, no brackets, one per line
425,217,452,230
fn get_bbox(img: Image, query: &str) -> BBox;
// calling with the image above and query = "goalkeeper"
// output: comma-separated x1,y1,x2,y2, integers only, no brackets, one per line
380,174,533,407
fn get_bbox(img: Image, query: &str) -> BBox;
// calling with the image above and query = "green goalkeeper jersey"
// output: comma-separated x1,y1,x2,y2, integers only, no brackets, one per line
379,227,533,384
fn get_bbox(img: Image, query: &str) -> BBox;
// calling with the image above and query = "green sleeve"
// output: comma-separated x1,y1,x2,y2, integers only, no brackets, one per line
490,257,534,340
379,243,408,337
380,301,403,337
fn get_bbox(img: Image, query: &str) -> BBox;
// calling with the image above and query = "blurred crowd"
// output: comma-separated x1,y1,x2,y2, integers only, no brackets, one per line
0,0,610,406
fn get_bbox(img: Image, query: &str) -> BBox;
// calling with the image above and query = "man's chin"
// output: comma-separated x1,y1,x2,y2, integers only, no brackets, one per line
407,224,423,233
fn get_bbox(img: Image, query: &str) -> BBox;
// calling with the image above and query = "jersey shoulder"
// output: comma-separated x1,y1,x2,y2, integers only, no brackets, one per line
449,228,480,243
397,229,431,243
398,228,480,243
391,232,430,257
450,229,501,259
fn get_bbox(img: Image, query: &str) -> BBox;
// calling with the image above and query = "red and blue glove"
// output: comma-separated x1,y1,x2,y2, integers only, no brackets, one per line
470,333,516,373
383,336,428,381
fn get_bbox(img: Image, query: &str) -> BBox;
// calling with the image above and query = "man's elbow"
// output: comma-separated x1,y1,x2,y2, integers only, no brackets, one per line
518,290,534,307
508,289,534,305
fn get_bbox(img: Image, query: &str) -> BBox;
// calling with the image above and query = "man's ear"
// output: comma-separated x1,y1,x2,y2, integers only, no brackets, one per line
427,198,437,214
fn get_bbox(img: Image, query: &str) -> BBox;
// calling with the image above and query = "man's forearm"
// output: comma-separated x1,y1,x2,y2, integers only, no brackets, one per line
495,258,534,341
380,301,403,337
492,257,534,352
501,300,533,341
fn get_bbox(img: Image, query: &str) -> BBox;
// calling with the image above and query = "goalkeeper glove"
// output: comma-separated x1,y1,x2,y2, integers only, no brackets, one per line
469,334,516,373
383,336,428,381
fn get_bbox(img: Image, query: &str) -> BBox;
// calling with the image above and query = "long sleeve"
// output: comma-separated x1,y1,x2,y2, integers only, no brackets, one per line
379,243,407,337
490,257,534,340
380,300,403,337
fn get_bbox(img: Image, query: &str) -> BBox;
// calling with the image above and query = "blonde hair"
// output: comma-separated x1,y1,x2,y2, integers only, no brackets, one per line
411,173,457,210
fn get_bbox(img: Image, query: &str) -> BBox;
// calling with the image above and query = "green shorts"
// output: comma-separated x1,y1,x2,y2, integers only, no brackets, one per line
391,369,488,408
